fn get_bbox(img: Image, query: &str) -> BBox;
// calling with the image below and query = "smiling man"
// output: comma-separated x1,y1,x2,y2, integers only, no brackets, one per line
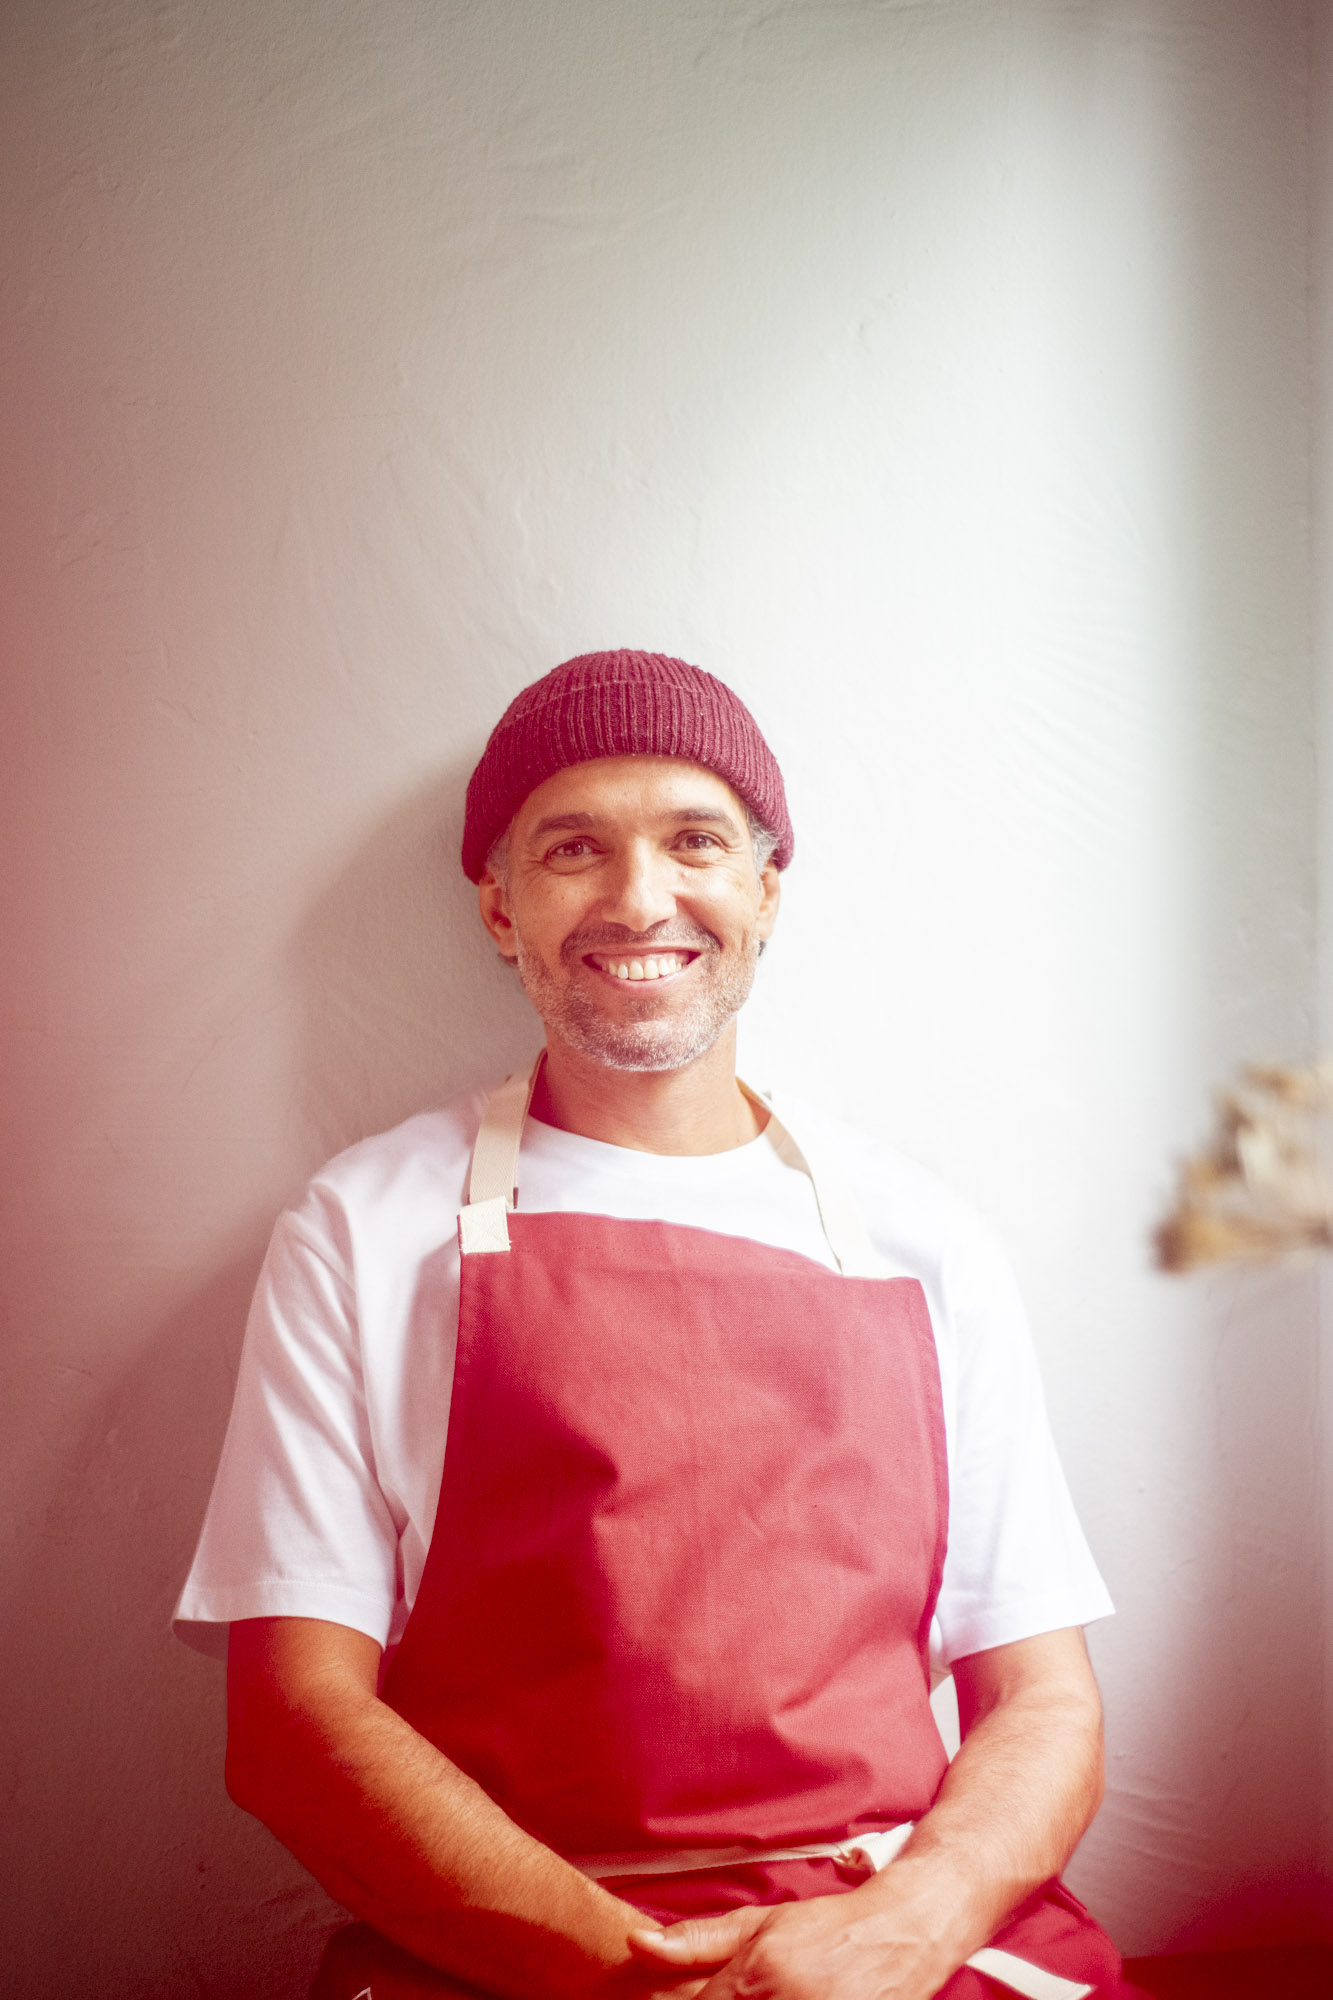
177,651,1134,2000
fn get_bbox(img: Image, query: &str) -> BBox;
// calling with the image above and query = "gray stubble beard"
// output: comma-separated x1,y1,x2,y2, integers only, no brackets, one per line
512,933,761,1073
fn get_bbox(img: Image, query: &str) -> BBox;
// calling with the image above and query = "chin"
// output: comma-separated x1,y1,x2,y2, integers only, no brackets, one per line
594,1045,709,1075
562,1014,732,1074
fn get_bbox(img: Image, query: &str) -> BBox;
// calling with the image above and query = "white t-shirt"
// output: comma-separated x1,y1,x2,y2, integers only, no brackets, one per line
175,1084,1112,1666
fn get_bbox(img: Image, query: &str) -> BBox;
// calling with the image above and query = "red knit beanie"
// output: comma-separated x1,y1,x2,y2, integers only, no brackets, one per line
461,650,793,881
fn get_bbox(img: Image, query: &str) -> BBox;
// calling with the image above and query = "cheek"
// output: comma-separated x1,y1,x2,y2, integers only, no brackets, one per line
512,895,587,963
697,882,762,935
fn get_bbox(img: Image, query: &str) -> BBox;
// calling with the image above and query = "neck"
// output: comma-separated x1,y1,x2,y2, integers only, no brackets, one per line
531,1025,766,1155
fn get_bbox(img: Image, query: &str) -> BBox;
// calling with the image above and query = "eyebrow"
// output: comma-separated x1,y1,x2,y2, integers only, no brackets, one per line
529,807,743,839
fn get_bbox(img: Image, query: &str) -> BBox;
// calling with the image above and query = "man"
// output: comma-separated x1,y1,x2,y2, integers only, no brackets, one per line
177,650,1130,2000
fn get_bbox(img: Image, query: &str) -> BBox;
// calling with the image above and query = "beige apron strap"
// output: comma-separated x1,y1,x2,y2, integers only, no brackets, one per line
460,1059,878,1274
738,1081,880,1279
963,1949,1095,2000
457,1055,543,1256
467,1057,543,1206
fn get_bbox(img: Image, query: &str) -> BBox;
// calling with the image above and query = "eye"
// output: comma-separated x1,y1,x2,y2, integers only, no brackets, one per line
546,837,599,861
676,832,723,852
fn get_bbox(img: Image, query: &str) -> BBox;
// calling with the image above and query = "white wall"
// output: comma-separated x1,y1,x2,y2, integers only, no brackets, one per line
1314,0,1333,1937
0,2,1321,1991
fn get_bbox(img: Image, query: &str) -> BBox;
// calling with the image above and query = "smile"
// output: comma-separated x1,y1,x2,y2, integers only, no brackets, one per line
583,950,698,983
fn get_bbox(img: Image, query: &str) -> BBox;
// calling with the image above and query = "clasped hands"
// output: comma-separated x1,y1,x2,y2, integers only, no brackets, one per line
622,1875,959,2000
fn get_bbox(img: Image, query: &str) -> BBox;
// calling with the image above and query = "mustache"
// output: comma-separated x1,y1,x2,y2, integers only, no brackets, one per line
561,923,718,958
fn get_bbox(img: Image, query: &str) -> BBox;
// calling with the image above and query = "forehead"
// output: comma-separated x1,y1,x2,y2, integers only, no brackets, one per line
513,755,747,833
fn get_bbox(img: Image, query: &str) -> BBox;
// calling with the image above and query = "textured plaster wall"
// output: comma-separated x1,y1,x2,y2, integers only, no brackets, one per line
0,1,1321,1993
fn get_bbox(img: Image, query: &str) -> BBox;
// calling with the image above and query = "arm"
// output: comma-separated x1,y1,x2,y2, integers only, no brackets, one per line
630,1626,1104,2000
226,1616,706,2000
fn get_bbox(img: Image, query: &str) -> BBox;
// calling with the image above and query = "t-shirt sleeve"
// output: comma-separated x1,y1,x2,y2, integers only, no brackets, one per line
932,1222,1113,1663
172,1189,401,1658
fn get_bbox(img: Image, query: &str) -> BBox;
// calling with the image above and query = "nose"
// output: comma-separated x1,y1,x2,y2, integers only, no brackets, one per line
597,838,678,934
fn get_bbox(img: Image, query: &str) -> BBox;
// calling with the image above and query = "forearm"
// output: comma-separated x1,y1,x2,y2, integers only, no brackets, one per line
850,1631,1105,1962
226,1621,673,2000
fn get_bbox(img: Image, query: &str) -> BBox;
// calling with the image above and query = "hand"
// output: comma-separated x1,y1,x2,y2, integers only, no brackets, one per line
627,1887,957,2000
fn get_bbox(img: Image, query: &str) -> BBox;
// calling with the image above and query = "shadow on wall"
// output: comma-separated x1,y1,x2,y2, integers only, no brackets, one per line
294,758,542,1164
3,1260,344,2000
1,771,543,1999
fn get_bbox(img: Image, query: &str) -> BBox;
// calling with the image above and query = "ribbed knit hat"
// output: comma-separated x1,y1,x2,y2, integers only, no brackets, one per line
461,650,793,882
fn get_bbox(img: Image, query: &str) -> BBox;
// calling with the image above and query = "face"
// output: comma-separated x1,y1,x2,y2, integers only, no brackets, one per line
478,756,781,1073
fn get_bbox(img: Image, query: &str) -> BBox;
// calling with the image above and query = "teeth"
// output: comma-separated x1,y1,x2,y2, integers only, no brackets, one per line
599,954,687,981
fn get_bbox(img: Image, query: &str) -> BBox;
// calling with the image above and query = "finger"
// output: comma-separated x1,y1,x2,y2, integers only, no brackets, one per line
627,1909,762,1968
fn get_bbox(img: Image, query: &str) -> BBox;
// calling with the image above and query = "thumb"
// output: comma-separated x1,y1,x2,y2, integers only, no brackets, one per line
627,1907,764,1969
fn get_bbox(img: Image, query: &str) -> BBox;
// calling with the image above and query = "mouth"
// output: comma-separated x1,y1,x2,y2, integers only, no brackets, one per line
581,948,701,986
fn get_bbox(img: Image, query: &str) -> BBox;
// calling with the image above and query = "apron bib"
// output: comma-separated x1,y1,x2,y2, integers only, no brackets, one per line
312,1063,1122,2000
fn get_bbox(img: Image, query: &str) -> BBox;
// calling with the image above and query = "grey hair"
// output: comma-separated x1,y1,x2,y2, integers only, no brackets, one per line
485,825,514,886
485,808,779,884
745,809,780,874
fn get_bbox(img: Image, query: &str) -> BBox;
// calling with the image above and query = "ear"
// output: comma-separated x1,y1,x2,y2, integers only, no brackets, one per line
478,870,519,962
756,861,781,942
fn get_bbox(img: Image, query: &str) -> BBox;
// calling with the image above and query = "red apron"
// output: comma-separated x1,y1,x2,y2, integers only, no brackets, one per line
312,1065,1122,2000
